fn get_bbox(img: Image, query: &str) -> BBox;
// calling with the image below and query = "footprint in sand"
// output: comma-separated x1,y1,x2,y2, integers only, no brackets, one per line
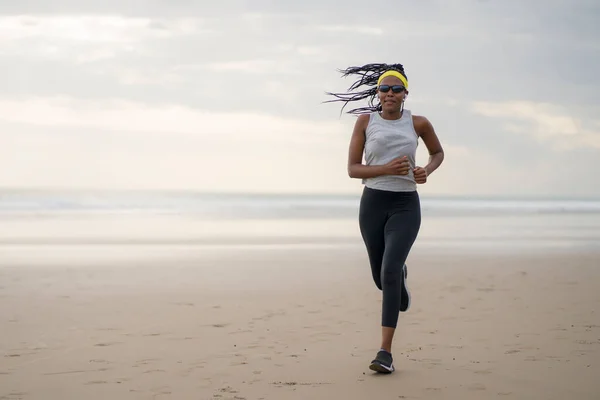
169,336,195,341
94,341,123,347
149,387,172,396
85,378,127,385
446,285,465,293
469,383,486,391
550,327,568,332
214,386,245,399
229,329,253,335
576,339,599,345
173,302,195,306
89,359,111,364
0,392,28,399
133,358,160,367
270,381,331,388
96,327,119,332
252,311,286,322
524,356,541,362
43,370,90,376
179,365,205,378
474,369,493,375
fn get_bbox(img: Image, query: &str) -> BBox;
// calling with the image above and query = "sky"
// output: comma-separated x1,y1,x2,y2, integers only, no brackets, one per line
0,0,598,197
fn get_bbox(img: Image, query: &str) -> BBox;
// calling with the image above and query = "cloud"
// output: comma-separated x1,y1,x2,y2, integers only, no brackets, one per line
0,15,203,43
0,15,204,43
106,67,186,86
202,59,305,75
0,95,596,196
0,97,354,192
0,96,346,144
0,95,482,194
471,101,600,150
75,48,117,64
0,1,598,197
0,15,212,63
0,96,353,192
314,25,383,35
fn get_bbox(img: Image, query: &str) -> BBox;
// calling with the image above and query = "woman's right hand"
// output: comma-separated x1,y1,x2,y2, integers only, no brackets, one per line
385,156,411,175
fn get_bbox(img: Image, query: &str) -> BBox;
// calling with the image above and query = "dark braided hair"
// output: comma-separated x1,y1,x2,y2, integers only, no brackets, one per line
324,63,408,115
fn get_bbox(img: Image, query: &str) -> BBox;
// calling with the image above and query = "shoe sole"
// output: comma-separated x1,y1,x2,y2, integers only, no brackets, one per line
400,264,411,312
369,361,395,373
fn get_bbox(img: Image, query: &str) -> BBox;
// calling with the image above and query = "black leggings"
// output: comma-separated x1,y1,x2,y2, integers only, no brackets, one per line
359,187,421,328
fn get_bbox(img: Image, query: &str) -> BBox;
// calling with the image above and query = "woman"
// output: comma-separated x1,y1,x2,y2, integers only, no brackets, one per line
326,63,444,373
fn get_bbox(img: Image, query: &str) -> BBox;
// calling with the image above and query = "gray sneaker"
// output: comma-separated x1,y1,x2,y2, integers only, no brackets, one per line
369,350,395,373
400,263,411,312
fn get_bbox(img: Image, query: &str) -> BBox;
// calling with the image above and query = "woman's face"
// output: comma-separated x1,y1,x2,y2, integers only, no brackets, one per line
377,76,407,113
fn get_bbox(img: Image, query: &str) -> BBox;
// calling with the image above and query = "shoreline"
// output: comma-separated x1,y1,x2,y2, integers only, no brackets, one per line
1,239,599,271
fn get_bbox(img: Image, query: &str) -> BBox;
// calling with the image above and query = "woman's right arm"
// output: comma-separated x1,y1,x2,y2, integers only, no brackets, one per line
347,114,409,179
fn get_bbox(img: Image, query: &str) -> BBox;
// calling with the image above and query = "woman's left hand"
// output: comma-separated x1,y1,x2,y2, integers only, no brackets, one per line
413,166,428,184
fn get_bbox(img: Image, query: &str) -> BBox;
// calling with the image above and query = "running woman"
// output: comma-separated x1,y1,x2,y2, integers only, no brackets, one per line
326,63,445,373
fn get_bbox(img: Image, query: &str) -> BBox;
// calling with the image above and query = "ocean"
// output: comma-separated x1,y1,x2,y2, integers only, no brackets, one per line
0,189,599,261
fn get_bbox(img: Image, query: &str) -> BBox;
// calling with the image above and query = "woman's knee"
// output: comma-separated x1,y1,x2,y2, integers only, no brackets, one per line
381,263,402,287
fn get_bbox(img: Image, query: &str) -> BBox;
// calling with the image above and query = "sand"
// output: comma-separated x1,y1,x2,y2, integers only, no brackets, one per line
1,245,599,400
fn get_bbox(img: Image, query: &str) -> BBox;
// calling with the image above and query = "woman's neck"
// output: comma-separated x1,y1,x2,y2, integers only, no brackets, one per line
380,109,403,120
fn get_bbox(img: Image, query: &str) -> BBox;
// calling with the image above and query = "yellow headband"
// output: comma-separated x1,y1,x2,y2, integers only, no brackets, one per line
377,70,408,89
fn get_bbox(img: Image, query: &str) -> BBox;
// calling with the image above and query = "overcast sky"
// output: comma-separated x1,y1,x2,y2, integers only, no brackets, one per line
1,0,598,197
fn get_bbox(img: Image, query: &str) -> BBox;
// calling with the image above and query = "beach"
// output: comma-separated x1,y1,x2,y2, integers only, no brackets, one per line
1,245,599,399
1,192,600,399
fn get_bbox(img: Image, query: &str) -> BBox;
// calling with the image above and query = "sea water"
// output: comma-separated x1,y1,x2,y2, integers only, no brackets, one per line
0,189,599,263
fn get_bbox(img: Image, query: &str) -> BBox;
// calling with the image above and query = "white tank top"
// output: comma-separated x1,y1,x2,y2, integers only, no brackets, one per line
362,110,419,192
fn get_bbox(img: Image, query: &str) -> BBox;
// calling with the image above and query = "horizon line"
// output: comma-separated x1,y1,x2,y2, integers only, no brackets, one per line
0,186,599,202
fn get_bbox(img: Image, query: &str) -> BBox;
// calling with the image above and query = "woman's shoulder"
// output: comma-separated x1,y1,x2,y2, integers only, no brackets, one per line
411,113,432,127
410,113,435,136
355,112,377,127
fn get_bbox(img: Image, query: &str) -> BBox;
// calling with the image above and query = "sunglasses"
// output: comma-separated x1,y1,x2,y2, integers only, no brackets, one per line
378,85,406,93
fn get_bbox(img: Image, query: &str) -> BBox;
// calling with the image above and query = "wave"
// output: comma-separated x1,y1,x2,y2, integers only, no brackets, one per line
1,190,600,217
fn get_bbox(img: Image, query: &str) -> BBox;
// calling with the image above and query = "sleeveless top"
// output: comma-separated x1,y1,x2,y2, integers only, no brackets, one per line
362,110,419,192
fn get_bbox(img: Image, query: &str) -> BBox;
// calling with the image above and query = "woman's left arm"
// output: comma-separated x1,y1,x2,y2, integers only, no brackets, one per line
413,115,444,176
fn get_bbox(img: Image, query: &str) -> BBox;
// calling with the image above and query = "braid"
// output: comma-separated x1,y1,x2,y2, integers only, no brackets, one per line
324,63,408,115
